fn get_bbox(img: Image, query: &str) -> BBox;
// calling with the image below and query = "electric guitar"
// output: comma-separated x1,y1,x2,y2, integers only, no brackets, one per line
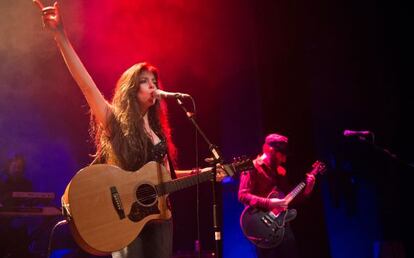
61,158,253,255
240,160,326,249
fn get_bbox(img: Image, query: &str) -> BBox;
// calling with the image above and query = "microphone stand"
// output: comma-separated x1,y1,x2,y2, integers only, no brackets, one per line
354,135,414,169
175,98,223,258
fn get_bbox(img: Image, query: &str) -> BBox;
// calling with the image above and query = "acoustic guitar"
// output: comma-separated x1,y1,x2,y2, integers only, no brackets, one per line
61,159,252,255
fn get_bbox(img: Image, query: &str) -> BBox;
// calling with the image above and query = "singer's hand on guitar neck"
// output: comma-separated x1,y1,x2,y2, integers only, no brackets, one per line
215,164,228,182
204,165,227,182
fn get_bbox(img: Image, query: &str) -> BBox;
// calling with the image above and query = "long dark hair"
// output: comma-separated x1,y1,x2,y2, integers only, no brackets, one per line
91,62,177,171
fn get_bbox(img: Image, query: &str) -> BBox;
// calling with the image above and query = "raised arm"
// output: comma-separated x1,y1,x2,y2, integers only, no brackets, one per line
34,1,110,127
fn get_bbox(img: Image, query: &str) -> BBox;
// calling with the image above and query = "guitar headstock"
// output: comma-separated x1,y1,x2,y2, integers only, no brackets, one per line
222,156,254,177
310,160,327,176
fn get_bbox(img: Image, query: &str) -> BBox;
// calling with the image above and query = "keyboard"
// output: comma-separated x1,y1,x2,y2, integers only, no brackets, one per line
11,191,55,200
0,206,62,217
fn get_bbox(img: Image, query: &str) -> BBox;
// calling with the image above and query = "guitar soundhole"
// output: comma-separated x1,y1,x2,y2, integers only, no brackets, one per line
136,184,157,206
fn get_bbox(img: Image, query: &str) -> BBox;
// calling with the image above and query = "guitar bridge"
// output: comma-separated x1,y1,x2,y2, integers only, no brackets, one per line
128,201,160,222
110,186,125,219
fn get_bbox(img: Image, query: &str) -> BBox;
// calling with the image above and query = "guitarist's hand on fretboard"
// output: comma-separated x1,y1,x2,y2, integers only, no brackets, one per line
304,173,316,195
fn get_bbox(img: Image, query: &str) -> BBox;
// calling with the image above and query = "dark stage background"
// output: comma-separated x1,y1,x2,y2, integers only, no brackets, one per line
0,0,411,258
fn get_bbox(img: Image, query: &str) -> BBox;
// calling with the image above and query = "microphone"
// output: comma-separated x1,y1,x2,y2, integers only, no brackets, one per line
343,130,372,137
154,89,191,99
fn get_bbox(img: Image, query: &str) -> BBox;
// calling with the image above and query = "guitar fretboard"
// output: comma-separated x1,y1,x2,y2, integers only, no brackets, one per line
286,182,306,203
286,161,325,202
156,170,214,196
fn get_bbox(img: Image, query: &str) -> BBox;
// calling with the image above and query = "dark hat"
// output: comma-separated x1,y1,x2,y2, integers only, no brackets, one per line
265,133,288,154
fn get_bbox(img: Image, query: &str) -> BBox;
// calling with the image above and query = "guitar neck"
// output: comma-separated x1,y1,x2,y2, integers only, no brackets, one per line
156,170,215,195
286,182,306,203
286,161,325,203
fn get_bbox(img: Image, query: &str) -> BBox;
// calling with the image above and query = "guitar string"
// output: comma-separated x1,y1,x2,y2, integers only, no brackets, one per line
134,171,215,202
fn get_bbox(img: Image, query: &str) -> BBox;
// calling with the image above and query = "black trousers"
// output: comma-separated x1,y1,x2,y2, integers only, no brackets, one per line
112,219,173,258
256,224,299,258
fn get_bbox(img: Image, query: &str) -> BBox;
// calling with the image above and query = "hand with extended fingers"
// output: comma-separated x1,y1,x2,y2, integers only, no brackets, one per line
33,0,63,31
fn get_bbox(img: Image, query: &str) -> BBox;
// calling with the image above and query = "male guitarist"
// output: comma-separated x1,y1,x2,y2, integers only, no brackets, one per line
238,133,316,258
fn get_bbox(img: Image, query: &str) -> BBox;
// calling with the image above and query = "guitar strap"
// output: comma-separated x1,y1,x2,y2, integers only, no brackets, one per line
167,154,177,179
254,159,283,196
253,158,273,182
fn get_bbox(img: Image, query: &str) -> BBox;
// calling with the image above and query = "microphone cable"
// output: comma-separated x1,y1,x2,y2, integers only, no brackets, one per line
46,219,68,258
